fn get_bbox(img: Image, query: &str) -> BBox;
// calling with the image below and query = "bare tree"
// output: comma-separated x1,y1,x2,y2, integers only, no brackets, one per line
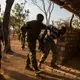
31,0,54,25
3,0,14,53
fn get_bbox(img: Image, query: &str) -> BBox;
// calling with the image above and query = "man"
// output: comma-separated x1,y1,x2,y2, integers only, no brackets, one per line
21,24,26,50
38,25,66,68
21,13,47,75
0,21,3,66
0,21,5,79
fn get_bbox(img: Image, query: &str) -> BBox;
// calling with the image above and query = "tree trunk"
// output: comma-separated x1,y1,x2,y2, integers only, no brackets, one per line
3,0,14,53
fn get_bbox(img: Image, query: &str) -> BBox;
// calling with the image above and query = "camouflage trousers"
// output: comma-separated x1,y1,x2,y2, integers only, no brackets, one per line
39,38,57,66
26,41,39,70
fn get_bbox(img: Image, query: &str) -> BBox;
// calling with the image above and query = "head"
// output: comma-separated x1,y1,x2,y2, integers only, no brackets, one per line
37,14,44,22
60,26,66,35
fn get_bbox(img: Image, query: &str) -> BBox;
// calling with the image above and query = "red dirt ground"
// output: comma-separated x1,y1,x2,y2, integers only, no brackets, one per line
1,36,80,80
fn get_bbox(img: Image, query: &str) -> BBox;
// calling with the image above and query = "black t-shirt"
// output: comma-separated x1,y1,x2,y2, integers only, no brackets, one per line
25,20,47,42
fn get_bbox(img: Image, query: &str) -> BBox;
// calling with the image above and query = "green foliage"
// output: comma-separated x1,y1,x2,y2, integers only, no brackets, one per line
10,0,30,31
55,19,70,29
72,17,80,29
0,16,3,21
55,16,80,29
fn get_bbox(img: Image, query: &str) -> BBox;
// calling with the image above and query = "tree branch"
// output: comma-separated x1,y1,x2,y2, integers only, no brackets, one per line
31,0,45,13
50,3,54,14
47,1,51,13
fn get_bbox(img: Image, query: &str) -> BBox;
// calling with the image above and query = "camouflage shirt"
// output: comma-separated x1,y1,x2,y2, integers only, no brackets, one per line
0,21,3,41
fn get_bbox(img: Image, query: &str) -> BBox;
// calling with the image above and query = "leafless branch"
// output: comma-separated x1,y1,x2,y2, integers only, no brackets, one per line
41,0,48,20
31,0,54,25
31,0,45,13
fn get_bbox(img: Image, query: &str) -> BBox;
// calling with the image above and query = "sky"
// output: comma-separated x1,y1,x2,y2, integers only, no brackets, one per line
0,0,72,24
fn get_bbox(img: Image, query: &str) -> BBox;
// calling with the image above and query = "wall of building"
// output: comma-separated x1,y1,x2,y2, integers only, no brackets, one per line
56,27,80,64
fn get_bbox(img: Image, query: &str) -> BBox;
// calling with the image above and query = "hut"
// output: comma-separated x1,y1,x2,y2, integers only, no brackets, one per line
51,0,80,64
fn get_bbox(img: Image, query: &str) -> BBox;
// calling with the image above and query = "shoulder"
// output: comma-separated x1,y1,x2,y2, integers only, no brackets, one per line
27,20,36,24
41,23,47,27
27,20,38,26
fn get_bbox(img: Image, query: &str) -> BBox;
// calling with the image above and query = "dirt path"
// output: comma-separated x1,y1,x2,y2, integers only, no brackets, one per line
1,39,57,80
1,38,80,80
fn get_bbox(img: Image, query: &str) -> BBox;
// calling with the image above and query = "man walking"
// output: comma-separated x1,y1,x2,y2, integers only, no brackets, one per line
38,26,66,68
21,14,47,75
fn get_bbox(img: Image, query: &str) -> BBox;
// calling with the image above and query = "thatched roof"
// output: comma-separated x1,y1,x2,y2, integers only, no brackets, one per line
51,0,80,17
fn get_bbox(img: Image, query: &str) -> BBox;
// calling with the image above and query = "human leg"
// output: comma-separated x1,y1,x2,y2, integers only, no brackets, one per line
38,41,50,68
50,40,58,68
25,54,33,70
27,41,40,75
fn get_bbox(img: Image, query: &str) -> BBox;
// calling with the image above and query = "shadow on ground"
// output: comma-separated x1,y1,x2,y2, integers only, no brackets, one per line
3,68,73,80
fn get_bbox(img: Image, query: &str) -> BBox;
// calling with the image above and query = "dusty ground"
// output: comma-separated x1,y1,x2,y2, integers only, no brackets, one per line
1,36,80,80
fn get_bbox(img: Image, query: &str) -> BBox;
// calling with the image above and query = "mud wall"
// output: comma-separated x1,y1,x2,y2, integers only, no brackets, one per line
56,28,80,64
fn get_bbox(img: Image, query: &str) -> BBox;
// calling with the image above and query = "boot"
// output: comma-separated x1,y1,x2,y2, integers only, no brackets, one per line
25,65,33,71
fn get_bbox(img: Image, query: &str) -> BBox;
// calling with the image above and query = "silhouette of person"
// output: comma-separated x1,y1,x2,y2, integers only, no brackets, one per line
21,13,48,75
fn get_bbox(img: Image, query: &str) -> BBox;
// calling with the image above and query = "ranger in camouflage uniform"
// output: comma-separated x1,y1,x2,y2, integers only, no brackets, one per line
0,21,3,75
0,21,3,62
38,26,66,68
